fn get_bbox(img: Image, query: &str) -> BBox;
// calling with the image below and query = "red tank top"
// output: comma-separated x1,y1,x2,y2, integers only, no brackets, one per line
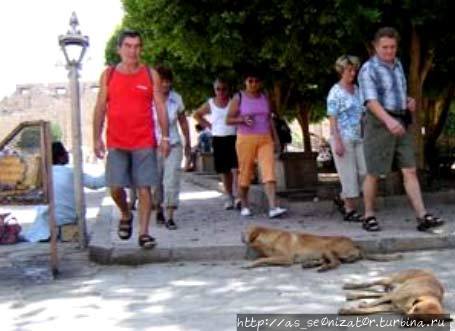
106,66,157,149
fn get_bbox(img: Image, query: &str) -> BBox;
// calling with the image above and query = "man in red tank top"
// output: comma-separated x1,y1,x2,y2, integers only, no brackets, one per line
93,30,170,249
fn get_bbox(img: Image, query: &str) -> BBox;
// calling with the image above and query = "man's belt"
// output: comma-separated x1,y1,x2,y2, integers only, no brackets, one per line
385,109,412,129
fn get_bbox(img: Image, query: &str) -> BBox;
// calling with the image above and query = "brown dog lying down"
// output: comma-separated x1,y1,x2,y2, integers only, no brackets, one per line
338,269,450,321
241,225,401,271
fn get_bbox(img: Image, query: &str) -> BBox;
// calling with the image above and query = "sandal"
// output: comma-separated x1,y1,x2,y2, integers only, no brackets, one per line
118,214,133,240
344,210,362,222
333,196,346,215
362,216,381,232
417,214,444,232
138,234,157,249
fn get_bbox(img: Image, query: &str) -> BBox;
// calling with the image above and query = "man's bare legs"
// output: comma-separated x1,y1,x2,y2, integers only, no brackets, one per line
137,187,152,236
362,174,378,218
363,169,426,218
111,187,131,220
401,167,426,218
112,186,152,236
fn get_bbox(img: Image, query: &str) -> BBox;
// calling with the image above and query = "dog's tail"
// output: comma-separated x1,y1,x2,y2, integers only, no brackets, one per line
361,252,403,262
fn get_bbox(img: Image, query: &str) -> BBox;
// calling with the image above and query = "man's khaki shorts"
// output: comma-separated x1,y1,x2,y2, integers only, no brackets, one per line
363,111,416,176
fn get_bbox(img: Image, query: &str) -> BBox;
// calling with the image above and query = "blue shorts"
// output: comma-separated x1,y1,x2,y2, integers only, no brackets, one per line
106,148,158,188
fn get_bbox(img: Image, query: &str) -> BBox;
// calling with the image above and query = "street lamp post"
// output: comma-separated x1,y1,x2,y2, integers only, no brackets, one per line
59,12,89,248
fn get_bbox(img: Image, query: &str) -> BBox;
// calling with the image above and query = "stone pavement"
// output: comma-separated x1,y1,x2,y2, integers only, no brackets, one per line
2,245,455,331
2,174,455,330
89,173,455,265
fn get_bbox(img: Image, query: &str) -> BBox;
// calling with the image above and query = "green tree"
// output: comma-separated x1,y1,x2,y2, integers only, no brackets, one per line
338,0,455,169
106,0,455,164
107,0,358,151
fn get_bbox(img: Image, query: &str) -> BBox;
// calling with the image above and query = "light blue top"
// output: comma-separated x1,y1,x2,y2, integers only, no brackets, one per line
327,83,363,141
153,90,185,145
358,55,407,114
23,165,105,242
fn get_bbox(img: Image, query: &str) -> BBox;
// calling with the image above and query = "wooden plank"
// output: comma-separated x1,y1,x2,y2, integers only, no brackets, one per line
42,122,59,276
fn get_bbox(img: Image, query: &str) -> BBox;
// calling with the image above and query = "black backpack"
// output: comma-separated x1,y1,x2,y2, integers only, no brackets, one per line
273,116,292,145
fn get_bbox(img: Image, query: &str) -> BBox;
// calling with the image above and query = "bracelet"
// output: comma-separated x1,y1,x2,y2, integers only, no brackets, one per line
162,137,170,141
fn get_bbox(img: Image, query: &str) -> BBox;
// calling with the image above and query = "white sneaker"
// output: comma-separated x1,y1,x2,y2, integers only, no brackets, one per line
240,207,252,217
269,207,287,218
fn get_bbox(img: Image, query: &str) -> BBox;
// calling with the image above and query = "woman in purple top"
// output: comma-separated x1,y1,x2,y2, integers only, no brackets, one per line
227,69,287,218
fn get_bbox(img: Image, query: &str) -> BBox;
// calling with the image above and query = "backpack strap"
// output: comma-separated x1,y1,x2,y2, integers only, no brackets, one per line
145,66,154,86
105,65,153,86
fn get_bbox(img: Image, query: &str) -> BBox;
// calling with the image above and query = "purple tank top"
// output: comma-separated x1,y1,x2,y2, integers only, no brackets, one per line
238,92,271,135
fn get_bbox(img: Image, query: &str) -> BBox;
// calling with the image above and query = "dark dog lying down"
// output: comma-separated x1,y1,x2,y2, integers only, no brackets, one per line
241,225,400,271
338,269,450,322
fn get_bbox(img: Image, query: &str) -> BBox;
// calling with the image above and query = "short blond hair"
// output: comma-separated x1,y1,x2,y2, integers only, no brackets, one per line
334,55,360,75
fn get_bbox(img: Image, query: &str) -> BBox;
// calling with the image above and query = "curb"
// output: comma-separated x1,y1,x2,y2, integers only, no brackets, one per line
89,232,455,265
89,205,455,265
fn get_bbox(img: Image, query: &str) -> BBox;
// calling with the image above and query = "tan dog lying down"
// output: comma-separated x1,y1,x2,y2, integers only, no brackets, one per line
338,269,449,321
241,225,400,271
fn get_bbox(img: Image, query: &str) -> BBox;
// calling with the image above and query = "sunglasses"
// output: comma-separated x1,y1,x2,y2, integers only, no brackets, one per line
215,87,227,91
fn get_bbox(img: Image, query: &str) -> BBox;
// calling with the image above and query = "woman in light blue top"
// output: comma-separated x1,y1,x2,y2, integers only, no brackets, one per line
327,55,366,222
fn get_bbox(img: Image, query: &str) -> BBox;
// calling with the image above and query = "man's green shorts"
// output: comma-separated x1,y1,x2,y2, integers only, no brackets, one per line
363,111,416,176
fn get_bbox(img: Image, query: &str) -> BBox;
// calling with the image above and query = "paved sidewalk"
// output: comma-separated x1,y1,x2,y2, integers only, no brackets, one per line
3,246,455,331
89,174,455,265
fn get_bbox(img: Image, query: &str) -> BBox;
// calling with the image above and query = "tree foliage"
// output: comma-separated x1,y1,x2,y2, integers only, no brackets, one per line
106,0,455,164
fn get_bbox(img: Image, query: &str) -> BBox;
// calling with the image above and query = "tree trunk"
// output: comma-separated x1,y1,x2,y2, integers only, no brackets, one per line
424,85,455,171
267,81,281,115
408,25,434,169
297,102,312,153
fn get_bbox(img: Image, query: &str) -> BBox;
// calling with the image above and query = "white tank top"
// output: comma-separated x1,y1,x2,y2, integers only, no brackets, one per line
209,98,236,136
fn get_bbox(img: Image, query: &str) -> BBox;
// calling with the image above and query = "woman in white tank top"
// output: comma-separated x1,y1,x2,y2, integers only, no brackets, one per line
194,78,240,210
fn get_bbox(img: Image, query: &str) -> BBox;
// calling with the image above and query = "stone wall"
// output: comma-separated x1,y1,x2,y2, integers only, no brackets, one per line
0,82,99,161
